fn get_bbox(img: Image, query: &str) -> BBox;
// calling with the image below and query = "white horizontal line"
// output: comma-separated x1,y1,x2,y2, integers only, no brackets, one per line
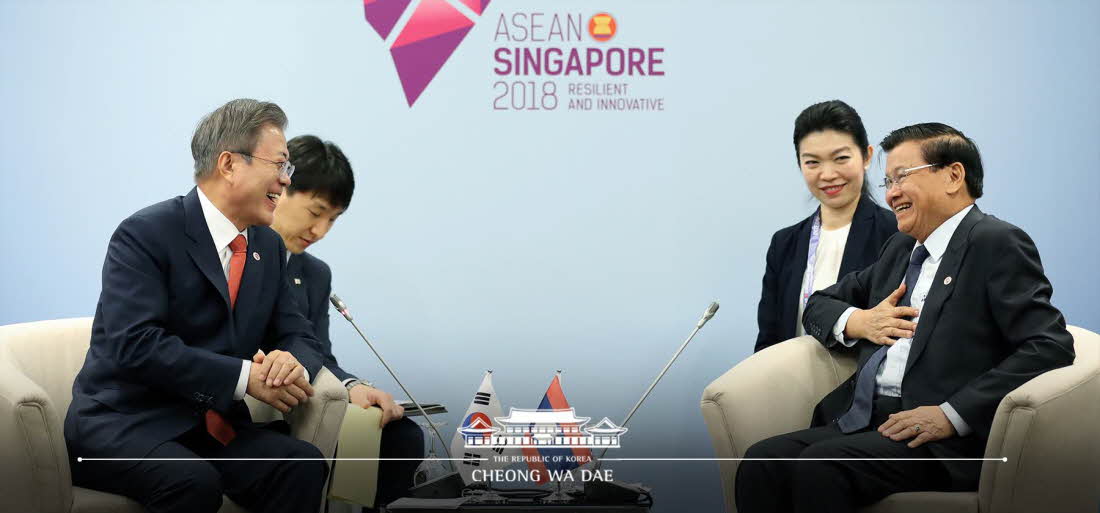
600,457,1008,462
79,457,1007,462
78,457,483,462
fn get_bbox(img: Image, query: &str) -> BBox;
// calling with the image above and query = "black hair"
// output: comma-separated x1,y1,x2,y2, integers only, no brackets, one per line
286,135,355,210
793,100,872,198
879,123,983,199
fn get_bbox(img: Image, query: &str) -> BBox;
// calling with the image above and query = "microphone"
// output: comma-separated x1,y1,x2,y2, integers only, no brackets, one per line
592,301,719,471
697,301,719,328
330,294,352,321
329,294,465,497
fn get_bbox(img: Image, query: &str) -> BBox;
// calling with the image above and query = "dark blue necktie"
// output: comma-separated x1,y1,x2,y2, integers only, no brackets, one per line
837,244,930,433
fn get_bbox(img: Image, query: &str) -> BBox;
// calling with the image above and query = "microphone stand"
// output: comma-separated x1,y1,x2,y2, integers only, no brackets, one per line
329,294,457,475
585,301,719,503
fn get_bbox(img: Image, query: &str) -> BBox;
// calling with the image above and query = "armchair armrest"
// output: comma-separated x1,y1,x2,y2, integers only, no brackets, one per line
979,325,1100,513
284,367,348,462
0,347,72,513
701,336,856,513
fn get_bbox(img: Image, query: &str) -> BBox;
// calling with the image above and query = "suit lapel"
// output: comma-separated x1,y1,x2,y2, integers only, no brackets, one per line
287,253,309,313
782,212,815,337
183,188,231,311
904,206,985,375
839,195,875,277
234,226,265,326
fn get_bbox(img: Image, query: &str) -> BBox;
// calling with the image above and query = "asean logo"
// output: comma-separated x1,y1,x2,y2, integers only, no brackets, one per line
588,13,617,42
362,0,492,106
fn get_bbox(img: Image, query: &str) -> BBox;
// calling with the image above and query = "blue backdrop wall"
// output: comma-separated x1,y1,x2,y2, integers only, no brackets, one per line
2,1,1097,510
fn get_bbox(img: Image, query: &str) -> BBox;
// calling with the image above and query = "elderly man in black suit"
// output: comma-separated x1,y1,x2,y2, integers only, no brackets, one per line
735,122,1075,513
65,99,328,513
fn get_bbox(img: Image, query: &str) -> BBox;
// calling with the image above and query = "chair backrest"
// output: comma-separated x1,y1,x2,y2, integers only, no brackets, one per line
977,324,1100,513
0,317,93,416
1068,325,1100,367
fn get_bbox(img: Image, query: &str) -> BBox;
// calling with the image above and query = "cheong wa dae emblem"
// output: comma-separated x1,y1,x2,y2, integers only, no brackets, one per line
460,408,628,449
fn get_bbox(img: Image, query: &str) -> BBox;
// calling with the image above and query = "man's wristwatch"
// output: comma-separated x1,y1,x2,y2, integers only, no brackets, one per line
345,379,373,391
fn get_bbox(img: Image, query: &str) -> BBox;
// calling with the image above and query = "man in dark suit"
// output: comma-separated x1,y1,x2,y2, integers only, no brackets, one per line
271,134,424,507
735,123,1075,513
65,99,329,513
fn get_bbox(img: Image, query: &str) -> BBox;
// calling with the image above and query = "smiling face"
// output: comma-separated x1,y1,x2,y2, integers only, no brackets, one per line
272,191,344,254
884,140,954,242
226,125,290,227
798,129,870,213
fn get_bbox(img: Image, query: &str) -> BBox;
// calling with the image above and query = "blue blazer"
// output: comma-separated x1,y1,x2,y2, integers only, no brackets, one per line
65,187,324,461
755,195,897,352
286,252,358,383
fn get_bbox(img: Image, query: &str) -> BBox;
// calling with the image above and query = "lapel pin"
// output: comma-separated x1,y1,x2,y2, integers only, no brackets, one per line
944,276,952,285
253,252,260,261
294,278,302,285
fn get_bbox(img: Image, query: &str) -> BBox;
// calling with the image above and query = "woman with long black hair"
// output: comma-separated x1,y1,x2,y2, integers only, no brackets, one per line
754,100,897,352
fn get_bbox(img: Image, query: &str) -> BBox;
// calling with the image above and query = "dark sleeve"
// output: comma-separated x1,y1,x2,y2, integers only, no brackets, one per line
754,231,783,352
268,245,325,383
312,260,357,383
99,215,241,411
802,244,885,346
947,226,1075,438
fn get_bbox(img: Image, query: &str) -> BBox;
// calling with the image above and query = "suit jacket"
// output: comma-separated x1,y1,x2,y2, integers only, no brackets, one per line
755,194,897,351
287,252,358,383
802,205,1075,486
65,187,325,461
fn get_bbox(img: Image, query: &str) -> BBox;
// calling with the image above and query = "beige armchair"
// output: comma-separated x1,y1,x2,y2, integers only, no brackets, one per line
0,317,350,513
701,326,1100,513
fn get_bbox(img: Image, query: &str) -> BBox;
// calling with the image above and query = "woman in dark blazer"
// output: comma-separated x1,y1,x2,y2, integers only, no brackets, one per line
755,101,897,352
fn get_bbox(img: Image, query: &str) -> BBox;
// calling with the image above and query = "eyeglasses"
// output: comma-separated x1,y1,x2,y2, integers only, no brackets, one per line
879,163,939,190
233,152,295,179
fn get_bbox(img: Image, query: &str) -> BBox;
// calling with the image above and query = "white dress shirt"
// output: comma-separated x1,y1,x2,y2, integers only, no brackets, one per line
196,187,253,401
796,222,851,337
832,204,975,436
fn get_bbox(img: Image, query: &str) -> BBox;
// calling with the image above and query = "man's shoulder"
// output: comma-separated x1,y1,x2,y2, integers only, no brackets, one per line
967,212,1034,252
116,195,186,236
298,251,332,277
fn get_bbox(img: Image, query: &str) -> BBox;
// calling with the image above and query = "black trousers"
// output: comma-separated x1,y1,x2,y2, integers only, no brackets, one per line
373,416,426,506
71,423,328,513
735,397,953,513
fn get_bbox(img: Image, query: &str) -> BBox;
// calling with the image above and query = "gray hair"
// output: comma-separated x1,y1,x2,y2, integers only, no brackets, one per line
190,98,288,181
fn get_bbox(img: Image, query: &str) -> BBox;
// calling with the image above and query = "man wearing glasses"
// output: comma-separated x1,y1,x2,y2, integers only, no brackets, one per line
65,99,329,513
735,123,1075,513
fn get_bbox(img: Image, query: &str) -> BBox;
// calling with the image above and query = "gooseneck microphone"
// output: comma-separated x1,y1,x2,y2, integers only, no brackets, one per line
329,294,456,473
593,301,719,469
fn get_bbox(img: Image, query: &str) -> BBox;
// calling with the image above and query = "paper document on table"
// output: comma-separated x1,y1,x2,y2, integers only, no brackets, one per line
396,401,447,416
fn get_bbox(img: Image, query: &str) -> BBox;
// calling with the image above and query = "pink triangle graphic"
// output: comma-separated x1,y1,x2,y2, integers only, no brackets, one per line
363,0,412,40
390,0,475,106
459,0,491,16
365,0,491,106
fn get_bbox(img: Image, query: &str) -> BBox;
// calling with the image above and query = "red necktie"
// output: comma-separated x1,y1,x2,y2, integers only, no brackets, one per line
227,234,247,309
205,234,248,445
